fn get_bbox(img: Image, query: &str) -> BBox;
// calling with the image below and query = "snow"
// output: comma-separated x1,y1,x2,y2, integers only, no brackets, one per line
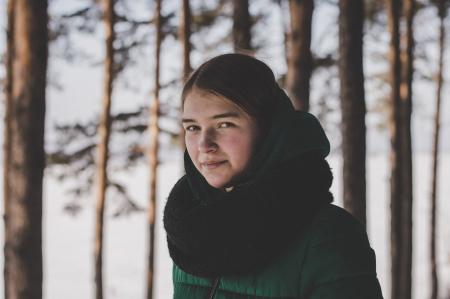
0,153,449,299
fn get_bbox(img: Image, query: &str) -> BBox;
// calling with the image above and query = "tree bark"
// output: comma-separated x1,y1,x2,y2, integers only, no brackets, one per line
430,2,446,299
338,0,366,225
386,0,414,298
277,0,290,88
4,0,48,298
399,1,415,298
180,0,191,83
3,0,15,296
147,0,162,298
232,0,252,52
286,0,313,111
94,0,115,298
179,0,191,149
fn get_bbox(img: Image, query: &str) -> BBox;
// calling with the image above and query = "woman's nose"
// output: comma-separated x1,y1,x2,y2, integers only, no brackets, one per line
198,129,218,153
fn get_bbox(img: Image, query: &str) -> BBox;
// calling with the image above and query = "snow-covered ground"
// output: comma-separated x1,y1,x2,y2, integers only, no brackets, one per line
0,152,449,299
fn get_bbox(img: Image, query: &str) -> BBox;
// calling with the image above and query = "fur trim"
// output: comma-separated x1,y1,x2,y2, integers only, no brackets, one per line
164,155,333,278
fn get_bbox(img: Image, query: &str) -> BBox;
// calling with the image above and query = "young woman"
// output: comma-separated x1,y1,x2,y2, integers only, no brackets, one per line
164,54,383,299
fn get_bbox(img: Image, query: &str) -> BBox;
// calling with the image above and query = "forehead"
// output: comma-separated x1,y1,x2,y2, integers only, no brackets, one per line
182,89,244,117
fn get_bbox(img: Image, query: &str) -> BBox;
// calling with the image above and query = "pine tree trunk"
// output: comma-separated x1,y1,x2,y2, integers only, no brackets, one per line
232,0,252,52
4,0,48,298
179,0,191,149
146,0,162,298
277,0,290,88
3,0,15,296
286,0,313,111
430,2,445,298
399,1,415,298
338,0,366,225
180,0,191,83
94,0,115,298
386,0,409,298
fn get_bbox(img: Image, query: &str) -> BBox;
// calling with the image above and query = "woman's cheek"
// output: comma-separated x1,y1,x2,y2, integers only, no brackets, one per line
226,134,254,165
185,136,198,159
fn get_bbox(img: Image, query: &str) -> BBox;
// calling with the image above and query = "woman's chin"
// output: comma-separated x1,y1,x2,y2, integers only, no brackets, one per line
204,176,231,189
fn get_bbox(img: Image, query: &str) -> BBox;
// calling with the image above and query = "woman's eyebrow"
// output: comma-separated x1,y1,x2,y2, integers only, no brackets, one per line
211,112,240,119
181,118,196,123
181,112,241,123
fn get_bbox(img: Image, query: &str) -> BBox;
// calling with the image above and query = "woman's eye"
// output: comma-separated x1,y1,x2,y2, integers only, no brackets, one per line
185,125,200,132
218,122,235,129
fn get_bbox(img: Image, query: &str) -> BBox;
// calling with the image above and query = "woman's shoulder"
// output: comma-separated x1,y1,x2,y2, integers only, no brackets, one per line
308,203,368,242
298,203,383,298
301,203,375,277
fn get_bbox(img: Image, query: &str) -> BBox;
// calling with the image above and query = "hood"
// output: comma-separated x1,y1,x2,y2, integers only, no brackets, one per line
184,87,330,202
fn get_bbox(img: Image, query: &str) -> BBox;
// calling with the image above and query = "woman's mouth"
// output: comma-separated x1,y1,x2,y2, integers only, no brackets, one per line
201,160,227,170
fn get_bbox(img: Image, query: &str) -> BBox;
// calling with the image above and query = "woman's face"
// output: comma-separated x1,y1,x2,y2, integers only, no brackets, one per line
182,89,260,189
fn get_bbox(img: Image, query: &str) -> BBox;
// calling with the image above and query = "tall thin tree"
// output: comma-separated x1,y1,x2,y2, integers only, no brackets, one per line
399,1,415,299
3,0,15,296
4,0,48,298
232,0,252,52
147,0,162,298
94,0,116,298
280,0,290,83
286,0,313,111
338,0,366,225
275,0,291,88
180,0,192,83
430,1,447,298
386,0,414,298
179,0,192,149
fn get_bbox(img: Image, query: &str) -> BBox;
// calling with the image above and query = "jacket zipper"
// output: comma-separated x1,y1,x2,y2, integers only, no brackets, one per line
208,277,220,299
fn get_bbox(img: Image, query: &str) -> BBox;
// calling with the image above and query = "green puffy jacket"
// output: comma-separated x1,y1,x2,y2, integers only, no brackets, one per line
172,203,383,299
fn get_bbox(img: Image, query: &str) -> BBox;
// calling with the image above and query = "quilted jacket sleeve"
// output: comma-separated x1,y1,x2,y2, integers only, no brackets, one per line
300,206,384,299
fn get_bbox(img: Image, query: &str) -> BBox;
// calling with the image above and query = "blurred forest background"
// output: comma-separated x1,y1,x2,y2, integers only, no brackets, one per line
0,0,450,298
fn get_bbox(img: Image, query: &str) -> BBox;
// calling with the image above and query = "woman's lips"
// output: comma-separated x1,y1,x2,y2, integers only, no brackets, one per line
201,160,227,170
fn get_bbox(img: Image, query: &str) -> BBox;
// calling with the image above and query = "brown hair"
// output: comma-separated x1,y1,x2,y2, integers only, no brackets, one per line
181,54,280,133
